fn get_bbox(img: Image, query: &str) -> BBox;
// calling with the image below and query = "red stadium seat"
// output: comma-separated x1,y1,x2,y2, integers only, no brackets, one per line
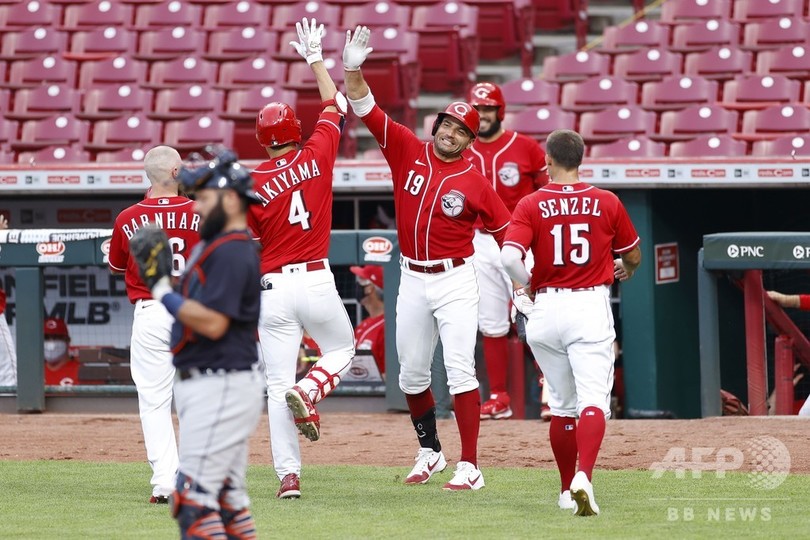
542,50,610,83
532,0,575,30
741,18,810,52
502,106,576,143
410,2,479,93
669,134,747,157
95,146,152,163
135,28,207,62
751,134,810,157
342,2,411,30
270,3,341,31
85,114,163,152
11,115,90,152
17,145,90,165
133,1,202,31
500,78,560,109
738,104,810,141
462,0,534,74
202,2,271,30
222,86,299,121
0,28,68,61
0,115,17,148
3,55,77,90
579,106,656,144
732,0,804,22
756,44,810,80
560,76,638,113
589,136,666,158
78,85,153,121
163,114,235,153
684,47,754,81
657,104,739,142
599,20,670,55
79,56,148,88
640,75,719,112
0,149,13,163
0,1,60,31
670,20,741,53
204,28,280,63
66,27,138,61
146,56,219,89
61,1,134,32
216,56,287,90
612,49,682,83
6,84,81,121
660,0,731,25
150,85,225,121
720,74,800,110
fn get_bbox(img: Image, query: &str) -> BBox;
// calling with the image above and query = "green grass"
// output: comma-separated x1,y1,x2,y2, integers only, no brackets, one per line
0,462,805,539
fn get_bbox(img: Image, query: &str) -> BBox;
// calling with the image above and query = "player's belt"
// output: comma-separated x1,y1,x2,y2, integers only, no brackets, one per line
266,259,327,274
403,258,465,274
178,367,252,380
535,286,595,294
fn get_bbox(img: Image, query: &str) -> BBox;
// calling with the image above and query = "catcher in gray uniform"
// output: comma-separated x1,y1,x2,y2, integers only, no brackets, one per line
130,146,264,539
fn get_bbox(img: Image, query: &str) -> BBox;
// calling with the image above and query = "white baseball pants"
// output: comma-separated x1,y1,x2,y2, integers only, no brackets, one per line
0,314,16,387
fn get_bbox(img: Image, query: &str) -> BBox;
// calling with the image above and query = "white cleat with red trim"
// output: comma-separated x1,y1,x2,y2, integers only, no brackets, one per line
443,461,485,491
404,448,447,484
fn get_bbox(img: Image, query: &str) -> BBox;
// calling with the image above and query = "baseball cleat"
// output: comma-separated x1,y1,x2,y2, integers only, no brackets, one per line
149,495,169,504
443,461,485,491
570,471,600,516
558,490,576,511
405,448,446,484
277,473,301,499
285,386,321,442
480,393,512,420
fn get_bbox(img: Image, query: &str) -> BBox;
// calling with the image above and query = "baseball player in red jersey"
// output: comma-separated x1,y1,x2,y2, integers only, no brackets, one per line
350,265,385,376
501,129,641,516
464,82,548,420
344,26,512,491
247,18,355,500
108,145,201,504
766,290,810,416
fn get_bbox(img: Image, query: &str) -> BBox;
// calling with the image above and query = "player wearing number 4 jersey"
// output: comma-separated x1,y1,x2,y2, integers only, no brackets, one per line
344,26,512,491
502,129,641,516
247,17,355,500
109,145,201,503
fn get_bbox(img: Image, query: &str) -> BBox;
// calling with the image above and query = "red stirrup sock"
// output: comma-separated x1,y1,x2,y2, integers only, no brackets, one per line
576,406,606,481
549,415,578,491
454,389,481,466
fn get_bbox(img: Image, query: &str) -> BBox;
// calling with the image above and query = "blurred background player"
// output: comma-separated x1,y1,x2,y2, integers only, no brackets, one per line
43,318,80,386
766,290,810,416
344,26,512,491
465,82,548,420
0,214,15,388
248,18,355,499
350,265,385,378
108,145,201,504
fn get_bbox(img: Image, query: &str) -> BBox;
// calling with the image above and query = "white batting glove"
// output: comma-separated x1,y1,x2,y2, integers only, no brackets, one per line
290,17,325,65
511,288,533,323
343,25,373,71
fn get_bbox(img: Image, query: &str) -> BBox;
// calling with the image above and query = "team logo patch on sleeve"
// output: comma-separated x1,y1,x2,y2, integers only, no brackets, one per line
441,190,466,217
498,162,520,187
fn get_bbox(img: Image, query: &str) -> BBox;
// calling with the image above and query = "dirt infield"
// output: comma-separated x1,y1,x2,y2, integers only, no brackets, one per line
1,413,807,474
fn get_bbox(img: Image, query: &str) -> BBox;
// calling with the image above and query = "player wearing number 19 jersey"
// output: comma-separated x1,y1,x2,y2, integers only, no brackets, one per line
247,33,355,499
108,145,200,504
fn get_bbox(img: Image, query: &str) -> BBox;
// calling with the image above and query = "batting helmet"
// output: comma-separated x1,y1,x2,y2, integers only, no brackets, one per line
256,102,302,147
468,82,505,121
431,102,480,139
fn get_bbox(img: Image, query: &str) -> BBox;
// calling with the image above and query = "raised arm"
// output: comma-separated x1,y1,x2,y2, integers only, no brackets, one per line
343,26,374,106
289,18,340,111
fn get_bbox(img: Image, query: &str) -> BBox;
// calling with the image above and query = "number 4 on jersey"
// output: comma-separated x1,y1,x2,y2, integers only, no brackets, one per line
288,190,311,231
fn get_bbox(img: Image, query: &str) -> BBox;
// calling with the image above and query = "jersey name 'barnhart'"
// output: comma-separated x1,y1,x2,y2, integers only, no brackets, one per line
255,159,321,206
121,212,200,239
538,196,602,219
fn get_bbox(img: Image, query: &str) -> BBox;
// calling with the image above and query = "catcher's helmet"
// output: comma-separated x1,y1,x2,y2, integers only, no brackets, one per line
256,102,302,147
178,145,263,204
468,82,505,121
431,102,480,139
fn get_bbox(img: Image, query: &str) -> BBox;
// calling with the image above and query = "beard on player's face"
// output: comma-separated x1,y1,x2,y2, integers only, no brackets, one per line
200,192,227,241
478,117,501,138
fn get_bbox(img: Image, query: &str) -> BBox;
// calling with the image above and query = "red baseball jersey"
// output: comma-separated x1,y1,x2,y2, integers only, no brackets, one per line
0,288,5,314
361,105,511,260
505,182,640,291
109,196,201,303
465,130,548,213
354,314,384,375
44,359,80,386
248,111,343,274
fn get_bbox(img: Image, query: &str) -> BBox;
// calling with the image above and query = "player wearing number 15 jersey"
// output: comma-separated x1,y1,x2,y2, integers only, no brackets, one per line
501,129,640,516
108,145,200,504
247,17,355,500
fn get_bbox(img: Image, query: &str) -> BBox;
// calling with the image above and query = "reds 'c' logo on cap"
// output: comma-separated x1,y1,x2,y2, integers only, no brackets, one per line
453,103,470,116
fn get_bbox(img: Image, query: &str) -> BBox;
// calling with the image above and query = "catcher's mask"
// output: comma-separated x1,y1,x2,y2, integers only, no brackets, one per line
177,145,263,204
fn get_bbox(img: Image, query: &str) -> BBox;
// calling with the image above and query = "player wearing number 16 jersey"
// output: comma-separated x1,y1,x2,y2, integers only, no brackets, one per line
247,17,355,500
501,129,640,516
108,145,201,503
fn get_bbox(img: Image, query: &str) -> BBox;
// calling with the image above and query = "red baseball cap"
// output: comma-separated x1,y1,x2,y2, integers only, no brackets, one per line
350,265,383,289
44,317,70,340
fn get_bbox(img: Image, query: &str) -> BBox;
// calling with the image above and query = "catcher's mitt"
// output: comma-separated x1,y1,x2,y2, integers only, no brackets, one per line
129,225,172,289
